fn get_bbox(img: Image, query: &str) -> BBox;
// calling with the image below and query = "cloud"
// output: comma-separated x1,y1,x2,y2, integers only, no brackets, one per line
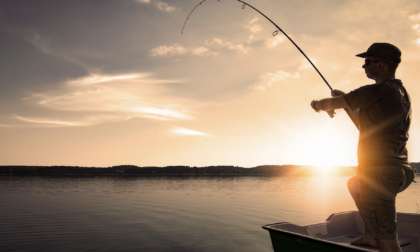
299,58,319,70
68,74,143,86
171,127,209,136
245,24,262,33
335,66,366,88
15,115,84,126
150,44,217,57
329,62,341,71
227,43,250,54
150,44,188,56
409,12,420,21
254,85,266,91
211,39,223,45
247,34,254,44
205,39,250,54
25,34,52,54
265,35,285,48
134,0,174,12
192,47,209,56
411,23,420,46
22,73,193,127
253,70,300,90
191,46,218,57
245,17,262,34
22,32,91,70
157,1,175,12
151,38,253,57
249,17,259,24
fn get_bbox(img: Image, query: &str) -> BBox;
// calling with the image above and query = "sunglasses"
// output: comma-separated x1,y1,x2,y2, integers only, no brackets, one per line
364,59,380,66
364,59,390,66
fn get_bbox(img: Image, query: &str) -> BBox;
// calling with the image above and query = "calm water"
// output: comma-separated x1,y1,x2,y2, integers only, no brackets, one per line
1,175,419,252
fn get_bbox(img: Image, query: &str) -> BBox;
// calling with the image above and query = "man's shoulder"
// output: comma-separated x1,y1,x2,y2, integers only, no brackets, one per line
384,79,403,85
353,83,382,93
381,79,404,89
358,79,402,89
358,80,402,93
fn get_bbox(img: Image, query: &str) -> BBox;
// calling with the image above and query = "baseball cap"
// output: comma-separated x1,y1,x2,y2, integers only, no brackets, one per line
356,43,401,63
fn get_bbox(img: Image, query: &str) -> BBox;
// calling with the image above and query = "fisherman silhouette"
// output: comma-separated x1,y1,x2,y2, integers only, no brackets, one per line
311,43,417,252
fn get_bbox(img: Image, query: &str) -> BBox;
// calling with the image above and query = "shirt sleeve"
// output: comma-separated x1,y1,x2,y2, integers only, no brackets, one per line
343,84,390,111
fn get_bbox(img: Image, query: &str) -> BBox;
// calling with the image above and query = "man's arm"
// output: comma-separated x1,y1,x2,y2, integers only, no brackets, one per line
312,93,360,127
314,96,349,111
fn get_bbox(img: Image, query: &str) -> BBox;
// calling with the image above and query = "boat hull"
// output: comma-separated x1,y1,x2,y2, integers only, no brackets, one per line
263,211,420,252
267,229,370,252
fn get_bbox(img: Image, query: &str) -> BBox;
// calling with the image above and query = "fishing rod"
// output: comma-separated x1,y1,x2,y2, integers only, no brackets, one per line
181,0,358,128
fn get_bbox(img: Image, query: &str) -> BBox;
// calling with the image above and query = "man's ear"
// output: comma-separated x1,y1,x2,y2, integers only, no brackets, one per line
378,61,386,71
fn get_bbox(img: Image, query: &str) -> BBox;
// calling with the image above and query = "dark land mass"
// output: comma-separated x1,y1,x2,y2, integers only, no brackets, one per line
0,163,418,176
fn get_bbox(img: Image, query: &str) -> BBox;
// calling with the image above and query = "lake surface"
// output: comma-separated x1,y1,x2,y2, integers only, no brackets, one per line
1,175,419,252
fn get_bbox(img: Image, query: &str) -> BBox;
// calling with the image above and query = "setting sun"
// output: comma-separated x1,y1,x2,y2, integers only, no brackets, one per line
284,118,358,167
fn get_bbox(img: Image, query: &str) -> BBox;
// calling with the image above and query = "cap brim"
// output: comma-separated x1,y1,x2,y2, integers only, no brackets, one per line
356,52,368,58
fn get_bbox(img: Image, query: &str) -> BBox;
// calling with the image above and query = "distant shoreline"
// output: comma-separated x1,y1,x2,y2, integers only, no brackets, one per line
0,165,356,176
1,164,418,176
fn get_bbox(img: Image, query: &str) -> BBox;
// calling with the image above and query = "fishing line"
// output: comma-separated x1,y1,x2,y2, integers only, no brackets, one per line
181,0,358,128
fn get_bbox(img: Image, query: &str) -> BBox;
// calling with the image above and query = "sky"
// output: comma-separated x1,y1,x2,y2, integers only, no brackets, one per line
1,0,420,167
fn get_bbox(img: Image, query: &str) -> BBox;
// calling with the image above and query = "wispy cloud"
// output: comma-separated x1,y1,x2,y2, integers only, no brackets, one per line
157,1,175,12
191,46,218,56
335,66,366,87
249,17,259,24
134,0,174,12
171,127,209,136
245,17,262,33
409,12,420,21
245,24,262,33
68,74,143,86
205,38,250,54
253,70,300,90
15,115,84,126
410,15,420,46
150,44,188,56
22,33,90,70
299,58,319,70
150,44,217,57
265,35,285,48
247,34,254,44
22,73,193,127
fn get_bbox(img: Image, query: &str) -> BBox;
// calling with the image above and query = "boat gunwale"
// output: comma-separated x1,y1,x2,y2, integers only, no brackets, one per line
262,223,375,252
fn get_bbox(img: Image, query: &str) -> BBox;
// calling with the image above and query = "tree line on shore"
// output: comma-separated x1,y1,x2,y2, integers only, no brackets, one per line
0,165,353,176
1,164,418,176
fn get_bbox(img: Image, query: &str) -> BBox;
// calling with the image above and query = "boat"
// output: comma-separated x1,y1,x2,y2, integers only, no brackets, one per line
262,211,420,252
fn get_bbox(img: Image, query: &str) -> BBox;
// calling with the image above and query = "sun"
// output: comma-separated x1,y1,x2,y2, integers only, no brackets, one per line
289,120,358,167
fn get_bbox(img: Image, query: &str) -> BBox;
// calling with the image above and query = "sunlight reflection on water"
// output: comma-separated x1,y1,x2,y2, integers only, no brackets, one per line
0,175,419,252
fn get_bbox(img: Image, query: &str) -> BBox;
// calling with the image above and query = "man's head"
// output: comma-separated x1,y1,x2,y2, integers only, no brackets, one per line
356,43,401,81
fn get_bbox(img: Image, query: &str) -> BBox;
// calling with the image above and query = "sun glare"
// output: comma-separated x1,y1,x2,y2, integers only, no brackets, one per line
315,166,335,175
290,121,358,167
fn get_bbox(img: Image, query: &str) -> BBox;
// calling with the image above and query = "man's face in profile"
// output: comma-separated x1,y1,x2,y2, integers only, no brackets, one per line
363,56,379,80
